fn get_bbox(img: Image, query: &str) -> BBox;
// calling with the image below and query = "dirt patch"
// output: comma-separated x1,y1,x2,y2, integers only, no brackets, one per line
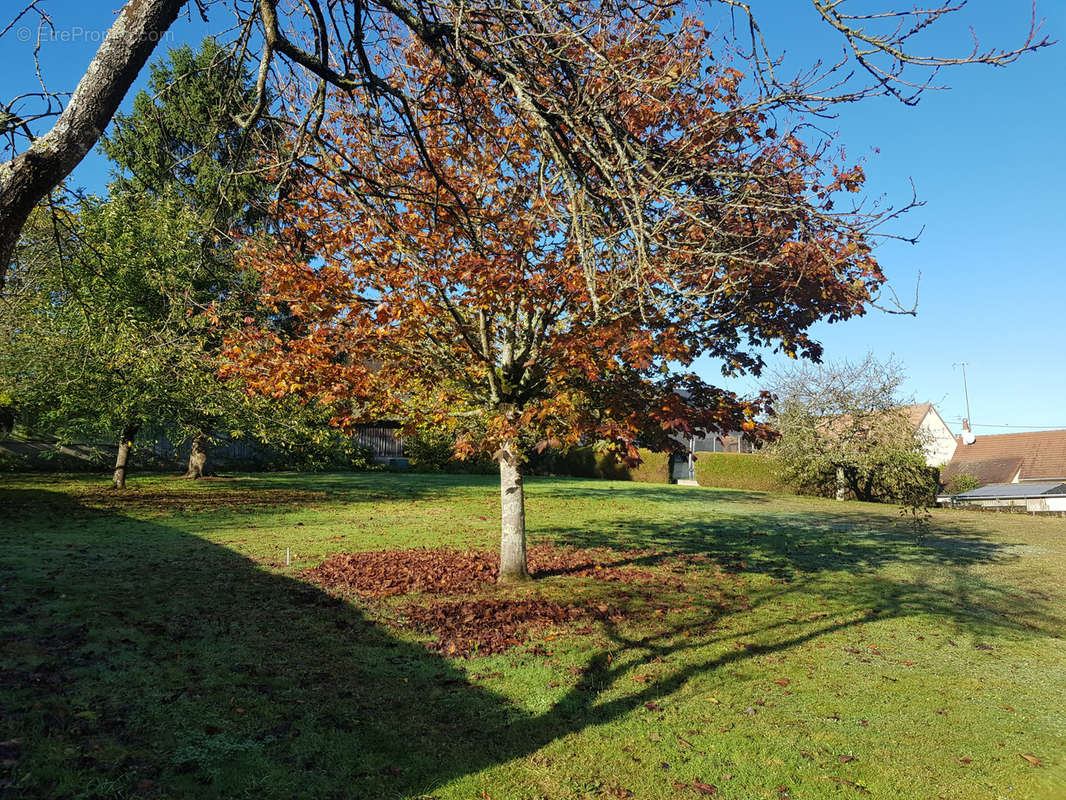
71,487,327,513
398,597,625,657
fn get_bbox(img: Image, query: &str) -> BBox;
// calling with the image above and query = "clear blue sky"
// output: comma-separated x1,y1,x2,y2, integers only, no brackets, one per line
3,1,1063,433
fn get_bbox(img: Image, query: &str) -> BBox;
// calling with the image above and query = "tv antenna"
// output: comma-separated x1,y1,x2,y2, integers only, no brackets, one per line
952,362,974,443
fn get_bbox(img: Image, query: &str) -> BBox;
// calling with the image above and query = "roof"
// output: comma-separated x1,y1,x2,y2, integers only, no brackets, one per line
942,429,1066,485
820,403,933,439
955,482,1066,500
900,402,933,429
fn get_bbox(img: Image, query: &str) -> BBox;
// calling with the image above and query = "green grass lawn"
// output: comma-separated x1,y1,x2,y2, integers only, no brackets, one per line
1,471,1063,799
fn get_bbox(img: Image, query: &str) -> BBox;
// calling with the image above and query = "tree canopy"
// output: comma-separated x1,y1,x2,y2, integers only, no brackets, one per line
1,40,286,485
0,1,1050,287
222,30,911,579
766,355,936,505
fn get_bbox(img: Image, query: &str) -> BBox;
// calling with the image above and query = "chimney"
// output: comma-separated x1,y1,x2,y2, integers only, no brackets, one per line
961,418,976,446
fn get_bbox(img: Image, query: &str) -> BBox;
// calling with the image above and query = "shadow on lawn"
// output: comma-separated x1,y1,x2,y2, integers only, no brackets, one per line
541,498,1010,577
0,486,1054,799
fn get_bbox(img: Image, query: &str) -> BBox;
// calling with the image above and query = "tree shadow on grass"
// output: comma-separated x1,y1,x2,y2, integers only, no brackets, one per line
2,489,535,799
1,486,1058,799
540,497,1013,577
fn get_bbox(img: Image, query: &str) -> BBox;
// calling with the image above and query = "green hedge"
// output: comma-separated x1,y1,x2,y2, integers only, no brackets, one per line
692,452,788,493
542,446,670,483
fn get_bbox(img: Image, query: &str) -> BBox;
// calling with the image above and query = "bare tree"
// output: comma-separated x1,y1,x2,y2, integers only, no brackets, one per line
1,0,1051,288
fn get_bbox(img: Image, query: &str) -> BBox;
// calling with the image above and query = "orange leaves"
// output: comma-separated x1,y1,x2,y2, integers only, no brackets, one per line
220,24,884,461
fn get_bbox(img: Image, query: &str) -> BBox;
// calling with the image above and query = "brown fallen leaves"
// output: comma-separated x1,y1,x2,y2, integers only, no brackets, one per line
304,545,698,657
306,545,665,597
74,486,327,513
672,779,717,795
401,597,622,657
307,547,497,597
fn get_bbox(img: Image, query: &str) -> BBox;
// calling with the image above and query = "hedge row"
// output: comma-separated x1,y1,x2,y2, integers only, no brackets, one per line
538,446,670,483
692,452,788,492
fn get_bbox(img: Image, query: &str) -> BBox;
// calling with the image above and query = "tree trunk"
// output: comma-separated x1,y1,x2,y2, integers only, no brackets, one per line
112,422,139,489
835,466,847,501
497,445,530,583
184,433,209,479
0,0,184,288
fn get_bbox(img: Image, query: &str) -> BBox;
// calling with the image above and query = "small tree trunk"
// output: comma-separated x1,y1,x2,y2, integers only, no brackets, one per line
185,433,209,479
112,422,139,489
835,466,847,501
497,445,530,583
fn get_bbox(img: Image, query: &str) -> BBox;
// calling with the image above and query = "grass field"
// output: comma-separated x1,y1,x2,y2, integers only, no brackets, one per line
1,472,1063,799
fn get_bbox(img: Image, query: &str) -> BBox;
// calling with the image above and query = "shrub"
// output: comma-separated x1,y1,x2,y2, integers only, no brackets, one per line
405,429,458,472
692,453,788,492
536,446,670,483
945,472,982,495
405,428,496,474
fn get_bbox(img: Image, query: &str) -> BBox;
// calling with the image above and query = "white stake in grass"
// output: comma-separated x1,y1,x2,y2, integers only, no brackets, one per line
286,547,290,567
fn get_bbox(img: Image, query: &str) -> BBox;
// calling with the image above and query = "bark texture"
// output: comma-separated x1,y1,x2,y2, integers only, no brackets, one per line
184,433,209,478
497,446,530,583
0,0,184,287
112,422,140,489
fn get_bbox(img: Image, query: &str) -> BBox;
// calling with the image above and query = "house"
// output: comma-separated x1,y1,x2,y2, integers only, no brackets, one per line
670,402,954,485
899,403,958,467
941,428,1066,487
812,401,956,467
692,430,759,454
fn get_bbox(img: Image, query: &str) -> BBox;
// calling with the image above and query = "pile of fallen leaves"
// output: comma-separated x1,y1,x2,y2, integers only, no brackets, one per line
307,544,668,597
306,548,497,597
398,597,624,657
304,545,683,657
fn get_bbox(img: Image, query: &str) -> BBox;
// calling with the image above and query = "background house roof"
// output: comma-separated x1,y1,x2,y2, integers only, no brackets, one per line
955,482,1066,500
900,402,934,429
941,429,1066,484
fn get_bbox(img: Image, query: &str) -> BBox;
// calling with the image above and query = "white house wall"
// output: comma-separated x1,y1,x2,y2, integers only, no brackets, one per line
919,409,958,467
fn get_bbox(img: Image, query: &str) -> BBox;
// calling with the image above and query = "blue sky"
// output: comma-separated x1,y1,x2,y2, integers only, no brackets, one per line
3,1,1063,433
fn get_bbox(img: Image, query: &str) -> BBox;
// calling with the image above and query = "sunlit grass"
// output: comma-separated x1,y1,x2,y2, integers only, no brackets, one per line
1,471,1063,799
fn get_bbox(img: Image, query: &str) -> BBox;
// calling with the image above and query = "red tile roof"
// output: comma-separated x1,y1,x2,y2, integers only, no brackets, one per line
941,429,1066,485
900,402,934,430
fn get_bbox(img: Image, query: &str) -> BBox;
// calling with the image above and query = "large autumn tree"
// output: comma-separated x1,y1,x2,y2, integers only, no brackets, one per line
0,1,1048,287
225,27,897,581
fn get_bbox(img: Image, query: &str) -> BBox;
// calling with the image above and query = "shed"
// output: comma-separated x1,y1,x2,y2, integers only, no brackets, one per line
950,482,1066,513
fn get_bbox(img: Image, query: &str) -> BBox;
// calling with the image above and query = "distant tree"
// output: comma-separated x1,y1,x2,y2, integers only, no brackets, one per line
98,38,281,478
2,192,212,487
767,355,936,505
945,473,981,496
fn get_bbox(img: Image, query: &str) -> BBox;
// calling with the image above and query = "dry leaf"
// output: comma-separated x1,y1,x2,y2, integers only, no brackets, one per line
1020,753,1043,767
826,776,870,794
